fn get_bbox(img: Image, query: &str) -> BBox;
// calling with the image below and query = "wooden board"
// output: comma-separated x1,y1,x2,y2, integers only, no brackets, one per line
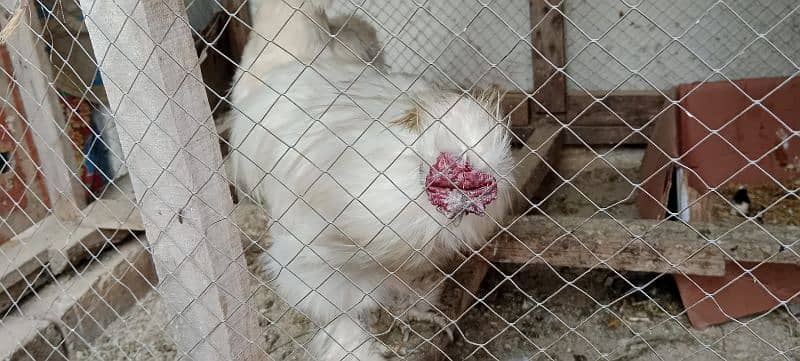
0,237,50,314
501,92,530,127
485,216,723,276
484,215,800,276
530,0,566,114
83,198,144,231
566,91,671,127
1,240,156,359
562,125,653,146
1,198,144,314
0,45,49,246
637,93,679,220
505,91,670,146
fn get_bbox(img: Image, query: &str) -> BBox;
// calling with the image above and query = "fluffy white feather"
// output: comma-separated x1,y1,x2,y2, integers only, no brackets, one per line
228,1,513,359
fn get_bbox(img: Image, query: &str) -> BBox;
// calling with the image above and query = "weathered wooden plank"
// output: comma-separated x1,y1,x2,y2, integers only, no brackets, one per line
506,91,668,146
510,90,669,126
0,0,87,220
510,126,535,147
1,198,145,314
562,125,654,146
485,216,726,276
83,198,144,231
501,92,530,127
0,237,49,314
485,216,800,276
54,240,156,352
511,122,562,214
0,317,67,361
0,240,156,359
79,0,261,359
0,44,50,246
567,91,670,127
530,0,566,114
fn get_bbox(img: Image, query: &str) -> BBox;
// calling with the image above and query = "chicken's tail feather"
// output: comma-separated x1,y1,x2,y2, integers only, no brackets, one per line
233,0,331,99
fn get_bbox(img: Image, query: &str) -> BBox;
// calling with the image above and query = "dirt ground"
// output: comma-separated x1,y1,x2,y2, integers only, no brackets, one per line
74,147,800,360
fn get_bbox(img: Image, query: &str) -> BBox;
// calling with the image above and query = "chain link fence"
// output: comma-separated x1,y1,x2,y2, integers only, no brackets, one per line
0,0,798,360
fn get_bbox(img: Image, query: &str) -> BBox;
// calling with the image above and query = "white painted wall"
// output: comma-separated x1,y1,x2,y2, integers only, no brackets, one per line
330,0,800,92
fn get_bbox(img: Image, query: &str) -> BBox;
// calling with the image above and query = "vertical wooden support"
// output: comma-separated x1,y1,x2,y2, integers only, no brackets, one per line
79,0,260,359
530,0,567,114
0,0,87,220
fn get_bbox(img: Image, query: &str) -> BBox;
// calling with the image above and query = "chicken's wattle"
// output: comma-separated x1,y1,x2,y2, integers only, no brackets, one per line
425,152,498,219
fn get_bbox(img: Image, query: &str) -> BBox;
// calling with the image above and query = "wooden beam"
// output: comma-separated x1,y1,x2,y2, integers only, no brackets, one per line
1,240,156,359
485,216,800,276
485,216,724,276
567,91,670,127
504,90,670,146
530,0,566,114
0,0,87,220
0,44,50,245
511,122,562,214
562,124,653,146
79,0,260,359
1,198,144,314
0,237,49,314
514,90,671,128
501,92,530,127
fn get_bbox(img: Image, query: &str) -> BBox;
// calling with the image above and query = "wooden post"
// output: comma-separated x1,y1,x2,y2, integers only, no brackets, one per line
0,0,87,220
530,0,566,114
79,0,260,359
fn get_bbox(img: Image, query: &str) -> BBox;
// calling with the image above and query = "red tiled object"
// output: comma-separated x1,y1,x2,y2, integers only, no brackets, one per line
639,77,800,329
677,77,800,190
675,262,800,330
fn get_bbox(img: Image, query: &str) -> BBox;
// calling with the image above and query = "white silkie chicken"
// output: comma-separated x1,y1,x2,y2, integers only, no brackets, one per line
227,1,514,359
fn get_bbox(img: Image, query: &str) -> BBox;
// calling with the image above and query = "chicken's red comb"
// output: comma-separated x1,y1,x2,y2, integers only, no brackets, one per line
425,152,498,219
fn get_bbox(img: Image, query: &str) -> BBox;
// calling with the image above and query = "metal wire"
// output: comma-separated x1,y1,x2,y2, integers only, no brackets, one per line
0,0,797,360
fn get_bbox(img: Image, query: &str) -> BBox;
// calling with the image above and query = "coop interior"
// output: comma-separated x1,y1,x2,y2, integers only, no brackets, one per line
0,0,798,360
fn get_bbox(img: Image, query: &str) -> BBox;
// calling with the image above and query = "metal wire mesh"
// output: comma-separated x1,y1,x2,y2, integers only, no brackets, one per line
0,0,798,360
